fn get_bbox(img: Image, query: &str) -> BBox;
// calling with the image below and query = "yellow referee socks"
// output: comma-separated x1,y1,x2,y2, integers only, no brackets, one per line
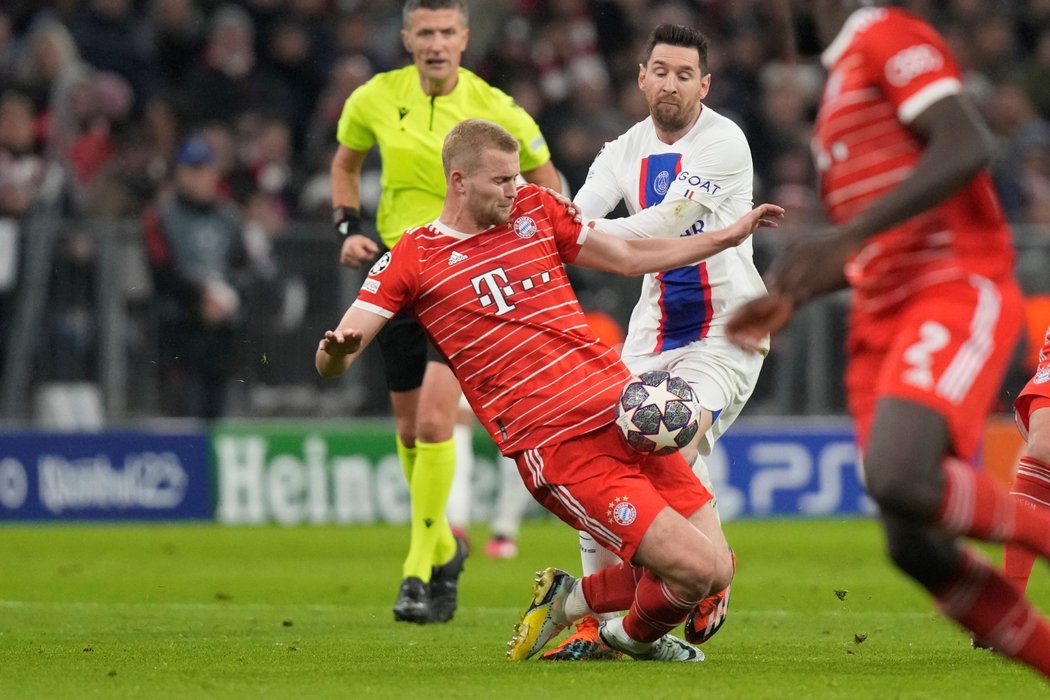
402,437,458,581
395,434,417,484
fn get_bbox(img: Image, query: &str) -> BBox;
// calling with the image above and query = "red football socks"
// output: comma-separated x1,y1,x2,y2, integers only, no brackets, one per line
580,561,642,613
1003,456,1050,591
621,569,699,643
581,563,702,643
938,458,1050,559
935,549,1050,678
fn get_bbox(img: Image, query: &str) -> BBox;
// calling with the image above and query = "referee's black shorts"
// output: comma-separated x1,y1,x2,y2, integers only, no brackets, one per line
369,240,448,392
375,309,447,392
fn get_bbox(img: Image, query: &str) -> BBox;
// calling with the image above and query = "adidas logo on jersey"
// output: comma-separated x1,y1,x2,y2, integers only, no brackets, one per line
448,251,468,266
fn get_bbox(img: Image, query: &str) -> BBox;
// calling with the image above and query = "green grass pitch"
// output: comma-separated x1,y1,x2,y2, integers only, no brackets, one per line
1,518,1047,699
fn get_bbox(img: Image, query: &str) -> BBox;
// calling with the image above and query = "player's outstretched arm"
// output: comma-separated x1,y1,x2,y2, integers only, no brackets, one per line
573,203,784,276
726,227,851,353
551,185,709,239
590,198,711,240
315,305,387,377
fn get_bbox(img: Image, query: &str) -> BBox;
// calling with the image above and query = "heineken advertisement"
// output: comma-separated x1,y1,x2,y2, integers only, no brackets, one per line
210,421,506,526
208,419,872,525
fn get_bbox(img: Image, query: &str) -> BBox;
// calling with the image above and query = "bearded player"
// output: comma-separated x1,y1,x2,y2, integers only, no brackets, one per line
542,23,766,660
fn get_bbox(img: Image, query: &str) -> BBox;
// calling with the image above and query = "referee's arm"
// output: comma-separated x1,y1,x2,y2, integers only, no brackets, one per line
522,160,562,193
330,144,380,268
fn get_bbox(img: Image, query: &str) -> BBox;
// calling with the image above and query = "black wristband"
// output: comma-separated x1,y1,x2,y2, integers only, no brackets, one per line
333,206,362,239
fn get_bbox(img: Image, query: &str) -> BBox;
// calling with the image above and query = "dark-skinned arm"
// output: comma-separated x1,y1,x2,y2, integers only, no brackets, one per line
730,92,996,351
833,92,994,248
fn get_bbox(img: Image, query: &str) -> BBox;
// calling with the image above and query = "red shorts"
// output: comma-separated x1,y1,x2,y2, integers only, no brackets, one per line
1015,369,1050,440
514,422,711,563
845,275,1023,462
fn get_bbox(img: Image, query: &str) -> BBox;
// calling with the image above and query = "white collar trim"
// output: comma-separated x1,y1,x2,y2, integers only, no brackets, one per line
430,218,494,240
822,7,886,68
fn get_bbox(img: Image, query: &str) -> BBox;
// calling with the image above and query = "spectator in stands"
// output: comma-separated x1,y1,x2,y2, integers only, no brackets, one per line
0,90,62,218
228,112,296,215
13,18,84,135
181,5,291,126
984,79,1050,224
0,89,64,378
301,54,372,170
138,0,206,93
142,135,249,419
69,0,148,103
259,16,325,151
0,12,14,90
1021,27,1050,118
67,70,136,211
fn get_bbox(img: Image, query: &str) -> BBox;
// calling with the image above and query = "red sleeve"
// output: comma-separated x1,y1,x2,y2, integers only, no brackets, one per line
353,231,420,317
531,185,586,263
860,10,962,120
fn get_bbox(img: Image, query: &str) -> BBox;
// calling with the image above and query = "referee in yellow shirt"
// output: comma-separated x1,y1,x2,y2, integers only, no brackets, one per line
330,0,561,624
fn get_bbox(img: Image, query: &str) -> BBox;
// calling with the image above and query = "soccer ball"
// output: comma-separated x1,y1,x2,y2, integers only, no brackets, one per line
615,371,700,455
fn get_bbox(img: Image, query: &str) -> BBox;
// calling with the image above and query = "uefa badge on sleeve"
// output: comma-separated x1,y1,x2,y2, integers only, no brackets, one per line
369,252,391,275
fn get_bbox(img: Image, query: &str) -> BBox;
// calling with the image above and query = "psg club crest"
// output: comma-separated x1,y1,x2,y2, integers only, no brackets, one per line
369,252,391,275
608,496,638,527
513,216,538,239
1035,367,1050,385
654,170,670,196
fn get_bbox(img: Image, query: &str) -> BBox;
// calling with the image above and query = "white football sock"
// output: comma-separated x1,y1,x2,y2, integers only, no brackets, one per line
563,579,592,621
490,456,530,538
446,422,473,530
691,452,721,523
579,531,622,621
599,616,650,653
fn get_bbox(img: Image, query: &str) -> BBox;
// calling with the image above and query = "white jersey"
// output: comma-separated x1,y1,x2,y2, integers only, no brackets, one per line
575,106,768,358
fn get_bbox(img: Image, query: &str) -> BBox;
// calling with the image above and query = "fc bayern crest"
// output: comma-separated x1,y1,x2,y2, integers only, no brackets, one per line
369,251,391,275
513,216,538,239
608,496,638,526
1035,367,1050,385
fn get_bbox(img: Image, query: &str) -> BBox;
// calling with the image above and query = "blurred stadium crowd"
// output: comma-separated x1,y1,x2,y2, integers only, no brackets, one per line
0,0,1049,420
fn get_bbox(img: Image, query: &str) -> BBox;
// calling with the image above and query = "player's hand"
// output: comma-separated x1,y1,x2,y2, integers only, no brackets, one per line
542,186,582,222
764,227,855,306
319,328,364,357
717,203,785,248
200,278,240,325
339,234,380,269
726,293,795,351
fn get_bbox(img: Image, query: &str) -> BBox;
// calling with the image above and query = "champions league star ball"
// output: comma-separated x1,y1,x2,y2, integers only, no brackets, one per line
615,371,700,455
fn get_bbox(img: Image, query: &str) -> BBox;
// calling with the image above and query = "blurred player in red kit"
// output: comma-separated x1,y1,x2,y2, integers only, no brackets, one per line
728,1,1050,678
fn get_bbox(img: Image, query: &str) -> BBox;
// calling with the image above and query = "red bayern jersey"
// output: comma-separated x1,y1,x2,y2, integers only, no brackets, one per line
353,184,631,454
814,7,1014,311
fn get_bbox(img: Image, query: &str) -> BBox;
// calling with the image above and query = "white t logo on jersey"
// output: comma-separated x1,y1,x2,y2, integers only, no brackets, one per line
472,268,517,315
